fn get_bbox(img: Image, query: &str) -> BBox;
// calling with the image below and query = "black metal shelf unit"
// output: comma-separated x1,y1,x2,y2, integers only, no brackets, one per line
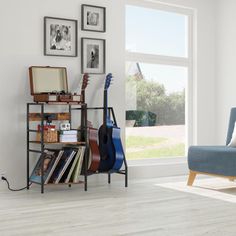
26,102,88,194
26,103,128,194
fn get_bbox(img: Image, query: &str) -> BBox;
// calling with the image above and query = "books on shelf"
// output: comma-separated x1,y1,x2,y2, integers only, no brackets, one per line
60,130,78,135
59,134,78,142
59,130,78,143
59,130,78,142
30,149,62,184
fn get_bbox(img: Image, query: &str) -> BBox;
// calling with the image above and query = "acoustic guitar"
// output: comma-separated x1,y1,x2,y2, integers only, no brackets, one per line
98,73,124,172
81,73,100,172
88,127,100,172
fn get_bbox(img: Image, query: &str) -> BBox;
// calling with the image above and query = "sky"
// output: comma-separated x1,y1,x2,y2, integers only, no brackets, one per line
126,5,188,94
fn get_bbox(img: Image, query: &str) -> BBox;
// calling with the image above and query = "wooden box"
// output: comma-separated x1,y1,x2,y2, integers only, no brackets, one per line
29,66,69,102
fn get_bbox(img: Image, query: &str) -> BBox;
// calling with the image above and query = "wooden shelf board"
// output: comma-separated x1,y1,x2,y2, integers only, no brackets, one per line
29,112,70,121
33,102,85,105
29,141,86,145
85,170,126,176
45,181,84,185
31,181,84,186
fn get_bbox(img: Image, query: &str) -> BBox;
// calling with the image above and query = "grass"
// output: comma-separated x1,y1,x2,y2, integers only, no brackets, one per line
126,135,185,159
126,136,167,148
126,144,185,159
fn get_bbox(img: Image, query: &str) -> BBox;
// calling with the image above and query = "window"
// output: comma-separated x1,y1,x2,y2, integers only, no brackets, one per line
125,2,193,160
126,5,188,58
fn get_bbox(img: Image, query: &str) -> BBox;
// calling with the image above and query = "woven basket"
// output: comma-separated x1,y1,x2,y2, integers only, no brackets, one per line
36,129,58,143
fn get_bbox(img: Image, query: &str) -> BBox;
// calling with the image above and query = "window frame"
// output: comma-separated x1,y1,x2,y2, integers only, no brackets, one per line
125,0,197,159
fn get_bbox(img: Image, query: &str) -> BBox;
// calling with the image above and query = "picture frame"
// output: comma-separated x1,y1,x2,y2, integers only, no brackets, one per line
44,16,78,57
81,38,105,74
81,4,106,32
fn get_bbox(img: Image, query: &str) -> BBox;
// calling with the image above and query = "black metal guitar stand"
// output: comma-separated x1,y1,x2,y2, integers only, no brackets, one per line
85,106,128,188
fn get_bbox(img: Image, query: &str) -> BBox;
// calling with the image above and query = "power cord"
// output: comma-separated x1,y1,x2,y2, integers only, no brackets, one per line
1,176,32,192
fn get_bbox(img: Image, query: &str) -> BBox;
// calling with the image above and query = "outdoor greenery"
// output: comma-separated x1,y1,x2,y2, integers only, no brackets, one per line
126,135,185,159
126,144,185,159
126,110,156,126
126,76,185,125
125,75,185,159
126,136,167,148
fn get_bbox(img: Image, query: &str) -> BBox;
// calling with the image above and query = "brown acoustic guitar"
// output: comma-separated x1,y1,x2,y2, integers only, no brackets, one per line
81,73,100,172
88,127,100,172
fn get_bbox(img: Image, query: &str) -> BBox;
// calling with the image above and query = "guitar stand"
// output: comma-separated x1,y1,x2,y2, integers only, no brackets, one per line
74,106,128,189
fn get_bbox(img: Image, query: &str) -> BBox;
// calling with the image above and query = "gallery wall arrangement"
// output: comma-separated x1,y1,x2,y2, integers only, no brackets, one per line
43,4,106,74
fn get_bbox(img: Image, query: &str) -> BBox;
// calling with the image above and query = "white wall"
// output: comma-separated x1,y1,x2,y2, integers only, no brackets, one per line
215,0,236,144
0,0,217,187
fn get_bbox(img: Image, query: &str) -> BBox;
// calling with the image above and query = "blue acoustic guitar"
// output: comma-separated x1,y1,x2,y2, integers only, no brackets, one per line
98,73,124,172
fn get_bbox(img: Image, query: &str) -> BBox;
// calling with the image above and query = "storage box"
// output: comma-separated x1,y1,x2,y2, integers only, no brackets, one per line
29,66,81,103
36,129,58,143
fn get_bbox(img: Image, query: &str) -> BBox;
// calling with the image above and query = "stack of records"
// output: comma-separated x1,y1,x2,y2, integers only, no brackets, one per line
29,146,86,184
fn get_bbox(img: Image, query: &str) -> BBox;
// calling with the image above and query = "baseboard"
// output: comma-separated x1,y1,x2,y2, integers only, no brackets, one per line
0,158,188,192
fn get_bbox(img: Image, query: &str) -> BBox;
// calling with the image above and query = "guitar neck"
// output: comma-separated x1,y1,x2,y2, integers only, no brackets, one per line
103,89,109,125
81,90,85,103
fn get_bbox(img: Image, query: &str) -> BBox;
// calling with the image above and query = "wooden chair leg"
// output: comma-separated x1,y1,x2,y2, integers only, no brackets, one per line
187,171,197,186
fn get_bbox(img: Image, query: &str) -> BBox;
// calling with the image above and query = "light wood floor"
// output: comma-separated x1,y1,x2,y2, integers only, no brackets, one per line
0,176,236,236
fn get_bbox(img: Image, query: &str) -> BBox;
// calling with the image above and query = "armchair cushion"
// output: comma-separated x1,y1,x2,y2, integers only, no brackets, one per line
188,146,236,176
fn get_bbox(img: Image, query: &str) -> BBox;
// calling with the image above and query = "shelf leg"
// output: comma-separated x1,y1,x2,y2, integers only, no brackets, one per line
41,184,44,194
84,174,87,191
41,151,44,194
125,169,128,188
40,104,44,194
69,104,72,124
27,103,30,189
83,104,88,191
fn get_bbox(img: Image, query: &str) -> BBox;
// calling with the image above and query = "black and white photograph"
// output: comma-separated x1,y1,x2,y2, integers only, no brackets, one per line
44,17,77,57
87,44,99,69
82,5,106,32
82,38,105,74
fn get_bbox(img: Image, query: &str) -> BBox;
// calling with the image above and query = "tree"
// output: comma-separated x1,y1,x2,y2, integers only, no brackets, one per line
126,76,185,126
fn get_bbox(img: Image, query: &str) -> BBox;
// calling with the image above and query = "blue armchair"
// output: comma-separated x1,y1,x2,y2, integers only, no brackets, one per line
187,107,236,186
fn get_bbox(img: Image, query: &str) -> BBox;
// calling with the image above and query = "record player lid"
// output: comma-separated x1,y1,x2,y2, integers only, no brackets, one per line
29,66,68,94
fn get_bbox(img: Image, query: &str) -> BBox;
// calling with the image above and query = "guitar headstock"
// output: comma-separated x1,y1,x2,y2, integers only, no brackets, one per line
104,73,113,90
82,73,89,91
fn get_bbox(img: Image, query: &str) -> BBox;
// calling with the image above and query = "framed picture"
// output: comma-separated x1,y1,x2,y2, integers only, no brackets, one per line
81,38,105,74
44,16,78,57
82,4,106,32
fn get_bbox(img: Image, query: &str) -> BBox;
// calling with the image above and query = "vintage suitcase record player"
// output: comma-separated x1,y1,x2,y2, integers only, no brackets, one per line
29,66,80,103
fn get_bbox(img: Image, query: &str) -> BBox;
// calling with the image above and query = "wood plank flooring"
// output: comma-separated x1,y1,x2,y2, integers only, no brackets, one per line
0,176,236,236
